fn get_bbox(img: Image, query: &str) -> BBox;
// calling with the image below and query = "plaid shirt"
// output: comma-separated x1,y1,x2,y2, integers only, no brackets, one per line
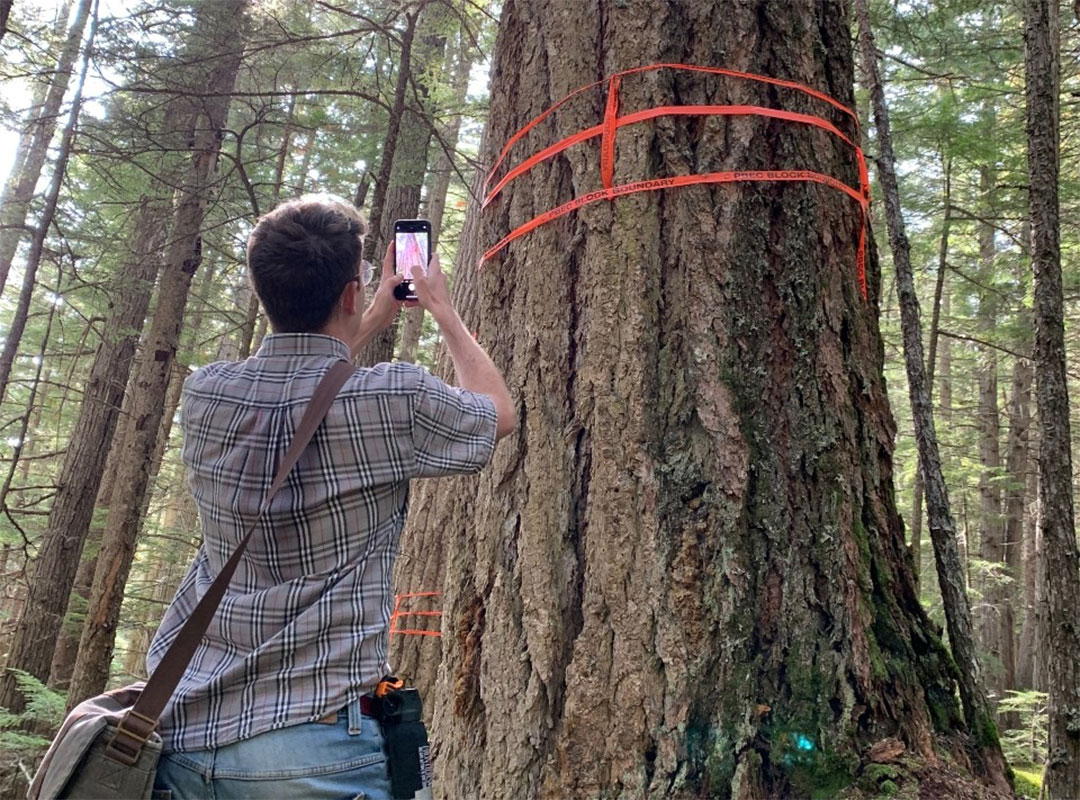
147,333,496,752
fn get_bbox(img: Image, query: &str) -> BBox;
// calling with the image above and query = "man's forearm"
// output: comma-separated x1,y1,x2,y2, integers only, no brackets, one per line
434,307,515,437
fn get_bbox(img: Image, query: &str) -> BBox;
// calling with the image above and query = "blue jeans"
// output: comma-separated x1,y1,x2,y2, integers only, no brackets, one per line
153,698,392,799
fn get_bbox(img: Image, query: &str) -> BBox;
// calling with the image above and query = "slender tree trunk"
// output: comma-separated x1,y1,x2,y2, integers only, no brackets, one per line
354,171,372,211
66,0,246,708
0,0,12,44
1018,436,1041,690
975,165,1005,698
0,262,60,662
939,290,953,425
0,196,166,712
138,362,187,521
395,297,426,366
183,256,219,353
856,0,1008,786
123,492,198,678
239,94,296,358
911,158,952,590
251,314,269,355
0,260,60,516
47,540,95,691
976,356,1003,686
121,557,164,681
397,26,475,364
1024,0,1080,794
239,284,261,359
0,0,92,297
0,0,95,406
53,312,94,433
354,9,420,366
393,2,1012,796
220,283,247,361
0,2,70,218
0,543,14,656
0,2,108,715
999,359,1032,721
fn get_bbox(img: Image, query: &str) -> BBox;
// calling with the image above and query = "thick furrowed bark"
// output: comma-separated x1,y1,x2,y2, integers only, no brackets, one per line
391,2,1011,797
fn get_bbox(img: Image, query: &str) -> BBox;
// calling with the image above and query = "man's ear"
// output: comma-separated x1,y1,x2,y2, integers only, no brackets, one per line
339,279,359,316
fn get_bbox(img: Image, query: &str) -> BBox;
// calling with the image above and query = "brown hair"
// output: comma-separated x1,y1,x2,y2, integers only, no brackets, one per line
246,194,368,333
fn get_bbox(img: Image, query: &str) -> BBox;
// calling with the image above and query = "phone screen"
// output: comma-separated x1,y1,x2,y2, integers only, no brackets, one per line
396,230,429,280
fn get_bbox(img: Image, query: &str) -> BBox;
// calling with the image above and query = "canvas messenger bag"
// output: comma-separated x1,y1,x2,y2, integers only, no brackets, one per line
27,360,356,800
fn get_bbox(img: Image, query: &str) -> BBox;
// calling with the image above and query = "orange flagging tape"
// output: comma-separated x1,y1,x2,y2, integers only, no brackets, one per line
600,74,621,190
390,592,443,638
480,64,869,299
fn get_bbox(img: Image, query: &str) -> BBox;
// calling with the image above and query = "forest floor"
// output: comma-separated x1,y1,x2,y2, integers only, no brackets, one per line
836,740,1034,800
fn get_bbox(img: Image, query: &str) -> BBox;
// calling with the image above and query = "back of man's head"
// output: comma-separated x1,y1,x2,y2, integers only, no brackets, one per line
247,194,368,333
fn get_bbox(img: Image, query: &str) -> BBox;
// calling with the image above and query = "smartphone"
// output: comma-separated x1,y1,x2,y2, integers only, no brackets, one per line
393,219,431,302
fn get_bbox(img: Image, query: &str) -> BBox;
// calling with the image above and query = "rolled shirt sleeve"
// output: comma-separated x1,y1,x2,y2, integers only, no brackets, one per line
411,367,498,478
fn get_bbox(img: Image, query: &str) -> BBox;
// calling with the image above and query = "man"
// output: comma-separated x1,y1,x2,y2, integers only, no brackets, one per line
149,194,515,799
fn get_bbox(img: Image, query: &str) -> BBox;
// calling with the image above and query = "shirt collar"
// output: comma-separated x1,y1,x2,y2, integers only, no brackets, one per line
255,333,351,362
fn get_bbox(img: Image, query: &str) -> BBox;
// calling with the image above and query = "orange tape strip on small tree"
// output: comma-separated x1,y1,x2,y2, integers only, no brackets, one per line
480,64,870,299
390,592,443,638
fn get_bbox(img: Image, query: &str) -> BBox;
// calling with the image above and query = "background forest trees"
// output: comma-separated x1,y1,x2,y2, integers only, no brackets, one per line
0,0,1077,798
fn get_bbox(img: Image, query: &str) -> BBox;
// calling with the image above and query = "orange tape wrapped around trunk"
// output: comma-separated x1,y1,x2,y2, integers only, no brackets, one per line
480,64,870,300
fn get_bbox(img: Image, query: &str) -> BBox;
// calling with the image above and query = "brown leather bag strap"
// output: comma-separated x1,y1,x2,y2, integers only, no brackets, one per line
105,360,355,764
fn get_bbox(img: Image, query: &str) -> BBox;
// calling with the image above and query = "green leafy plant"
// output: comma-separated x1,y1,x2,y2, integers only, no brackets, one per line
0,669,65,758
998,689,1048,774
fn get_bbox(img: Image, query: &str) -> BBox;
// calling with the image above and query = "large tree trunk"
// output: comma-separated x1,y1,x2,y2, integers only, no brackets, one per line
856,0,1008,787
391,2,1011,797
115,366,188,681
48,358,185,690
46,369,134,693
0,0,92,298
65,0,246,710
1024,0,1080,795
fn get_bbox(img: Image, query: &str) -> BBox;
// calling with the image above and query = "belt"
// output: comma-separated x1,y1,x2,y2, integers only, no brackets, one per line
315,694,376,724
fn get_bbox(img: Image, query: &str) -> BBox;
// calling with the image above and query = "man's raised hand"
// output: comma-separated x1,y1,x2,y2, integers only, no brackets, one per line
409,253,454,321
364,241,406,331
